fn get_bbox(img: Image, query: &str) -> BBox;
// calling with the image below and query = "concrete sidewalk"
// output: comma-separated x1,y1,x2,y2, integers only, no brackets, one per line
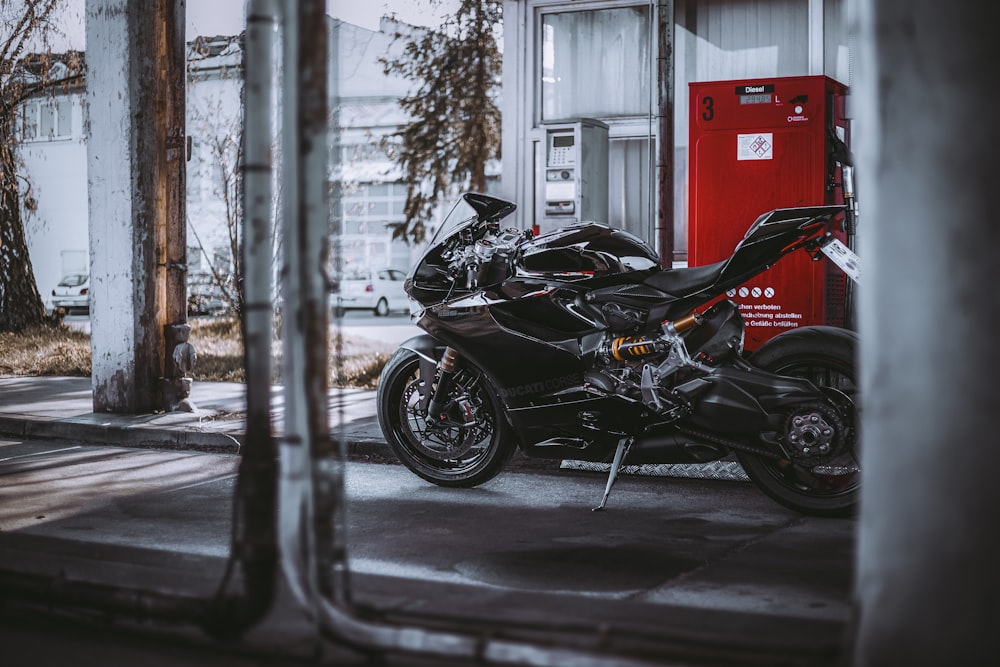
0,374,387,456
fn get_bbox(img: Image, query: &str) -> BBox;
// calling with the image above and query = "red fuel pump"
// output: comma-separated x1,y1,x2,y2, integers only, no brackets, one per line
688,75,850,350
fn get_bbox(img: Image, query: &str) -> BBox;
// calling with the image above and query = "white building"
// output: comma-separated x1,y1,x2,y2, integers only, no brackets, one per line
16,57,89,313
330,17,426,274
330,16,503,275
20,17,433,313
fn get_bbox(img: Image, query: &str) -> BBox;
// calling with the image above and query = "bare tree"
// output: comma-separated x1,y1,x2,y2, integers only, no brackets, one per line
379,0,502,244
187,33,285,321
0,0,69,332
188,96,243,316
187,34,244,317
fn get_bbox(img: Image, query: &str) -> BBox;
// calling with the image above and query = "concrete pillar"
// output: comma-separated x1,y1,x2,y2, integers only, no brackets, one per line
853,1,1000,663
86,0,190,413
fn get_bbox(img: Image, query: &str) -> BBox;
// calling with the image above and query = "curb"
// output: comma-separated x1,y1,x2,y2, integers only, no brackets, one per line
0,415,396,459
0,415,751,481
0,416,242,454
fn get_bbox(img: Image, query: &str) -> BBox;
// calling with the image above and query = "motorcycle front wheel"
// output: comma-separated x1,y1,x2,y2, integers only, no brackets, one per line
376,348,516,487
738,326,860,518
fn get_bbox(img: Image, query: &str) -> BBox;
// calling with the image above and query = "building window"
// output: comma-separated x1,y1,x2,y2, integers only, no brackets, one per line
187,247,203,272
677,0,810,83
608,136,652,241
21,98,73,141
339,141,391,164
340,182,407,233
824,0,850,84
335,182,409,269
540,5,651,120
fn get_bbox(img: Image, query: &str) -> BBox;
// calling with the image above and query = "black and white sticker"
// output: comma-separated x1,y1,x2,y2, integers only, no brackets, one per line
737,133,773,160
821,238,861,284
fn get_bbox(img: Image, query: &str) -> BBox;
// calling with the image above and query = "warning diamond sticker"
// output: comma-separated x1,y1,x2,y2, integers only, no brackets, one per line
738,133,773,161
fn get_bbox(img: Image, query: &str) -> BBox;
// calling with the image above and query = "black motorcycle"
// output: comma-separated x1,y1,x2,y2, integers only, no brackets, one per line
375,193,860,517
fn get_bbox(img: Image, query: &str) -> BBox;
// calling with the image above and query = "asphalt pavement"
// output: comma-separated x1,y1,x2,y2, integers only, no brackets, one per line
0,373,858,666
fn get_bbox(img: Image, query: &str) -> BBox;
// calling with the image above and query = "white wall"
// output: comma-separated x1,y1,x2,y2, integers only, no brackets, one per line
19,95,89,313
186,56,243,273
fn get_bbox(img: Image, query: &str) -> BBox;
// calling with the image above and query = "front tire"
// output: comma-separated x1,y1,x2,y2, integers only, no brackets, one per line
376,348,516,487
737,326,860,517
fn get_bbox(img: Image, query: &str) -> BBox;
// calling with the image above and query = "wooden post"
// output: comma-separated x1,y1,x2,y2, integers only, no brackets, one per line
86,0,190,412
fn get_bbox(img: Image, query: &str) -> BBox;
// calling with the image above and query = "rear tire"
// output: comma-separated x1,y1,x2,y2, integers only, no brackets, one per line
376,348,516,487
737,326,860,517
374,298,389,317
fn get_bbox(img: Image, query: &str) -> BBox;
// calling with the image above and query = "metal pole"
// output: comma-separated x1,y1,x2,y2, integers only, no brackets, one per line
275,0,321,621
201,0,282,640
295,1,350,606
656,0,675,268
854,0,1000,662
277,0,348,616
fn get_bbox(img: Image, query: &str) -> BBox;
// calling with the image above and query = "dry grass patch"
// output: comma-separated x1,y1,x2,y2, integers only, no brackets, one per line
0,322,91,376
330,334,393,389
189,317,245,383
2,316,395,388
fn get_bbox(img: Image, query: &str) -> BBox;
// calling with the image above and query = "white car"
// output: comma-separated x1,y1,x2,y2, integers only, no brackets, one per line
51,273,90,313
332,268,409,316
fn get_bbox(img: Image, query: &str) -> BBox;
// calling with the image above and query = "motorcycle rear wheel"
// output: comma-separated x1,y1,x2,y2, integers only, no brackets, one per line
376,349,515,487
738,326,860,518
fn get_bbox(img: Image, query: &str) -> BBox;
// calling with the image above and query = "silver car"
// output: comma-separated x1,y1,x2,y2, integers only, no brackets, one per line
51,273,90,313
332,268,409,316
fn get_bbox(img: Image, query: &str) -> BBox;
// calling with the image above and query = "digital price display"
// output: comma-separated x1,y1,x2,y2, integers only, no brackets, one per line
735,83,775,105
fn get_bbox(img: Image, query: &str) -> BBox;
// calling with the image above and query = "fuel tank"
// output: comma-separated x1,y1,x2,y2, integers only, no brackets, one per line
516,223,660,280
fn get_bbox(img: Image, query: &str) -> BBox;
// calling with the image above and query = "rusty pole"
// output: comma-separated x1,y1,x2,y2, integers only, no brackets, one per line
161,0,195,411
200,0,283,640
656,0,675,268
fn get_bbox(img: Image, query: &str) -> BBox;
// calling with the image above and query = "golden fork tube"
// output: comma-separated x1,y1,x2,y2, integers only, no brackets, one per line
427,347,461,419
440,347,460,373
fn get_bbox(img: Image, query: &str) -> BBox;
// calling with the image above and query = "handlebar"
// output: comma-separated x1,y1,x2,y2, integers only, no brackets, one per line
443,226,528,289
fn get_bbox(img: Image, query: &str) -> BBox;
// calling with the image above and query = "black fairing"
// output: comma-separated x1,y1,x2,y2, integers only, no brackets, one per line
682,300,744,364
414,289,592,401
642,206,845,319
517,224,659,278
674,366,824,434
464,192,517,222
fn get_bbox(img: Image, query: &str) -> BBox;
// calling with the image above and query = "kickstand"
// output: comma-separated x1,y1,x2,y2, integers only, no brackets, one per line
593,437,634,512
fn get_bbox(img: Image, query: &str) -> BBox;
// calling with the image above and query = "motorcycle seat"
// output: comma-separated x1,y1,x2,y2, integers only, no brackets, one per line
643,259,727,297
